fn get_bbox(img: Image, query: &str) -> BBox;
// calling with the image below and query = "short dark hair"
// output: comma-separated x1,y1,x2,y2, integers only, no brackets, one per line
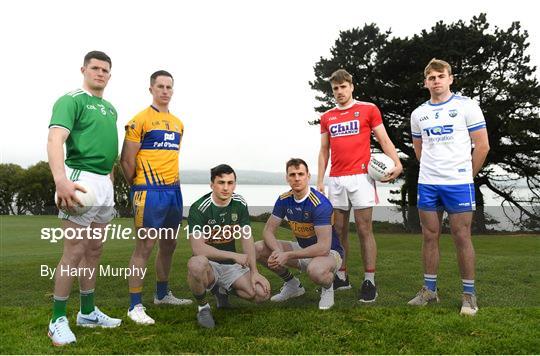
210,164,236,182
286,158,309,173
329,69,352,84
83,51,112,68
150,70,174,86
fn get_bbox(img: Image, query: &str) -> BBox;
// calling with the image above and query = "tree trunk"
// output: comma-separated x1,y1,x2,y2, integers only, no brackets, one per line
473,182,487,233
405,161,421,233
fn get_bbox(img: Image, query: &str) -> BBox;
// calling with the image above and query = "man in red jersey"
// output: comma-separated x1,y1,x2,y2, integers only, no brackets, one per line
317,69,402,302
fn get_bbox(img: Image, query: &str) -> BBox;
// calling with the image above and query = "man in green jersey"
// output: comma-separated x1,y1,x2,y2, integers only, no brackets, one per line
187,164,270,328
46,51,121,347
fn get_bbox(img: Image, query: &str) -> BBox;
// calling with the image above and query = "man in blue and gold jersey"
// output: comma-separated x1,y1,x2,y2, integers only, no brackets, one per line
255,158,344,310
120,70,192,325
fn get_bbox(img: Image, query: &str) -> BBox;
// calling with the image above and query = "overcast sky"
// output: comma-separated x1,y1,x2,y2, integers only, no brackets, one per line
1,0,537,173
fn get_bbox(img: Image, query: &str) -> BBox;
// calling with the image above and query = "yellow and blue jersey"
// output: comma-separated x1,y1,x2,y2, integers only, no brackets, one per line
124,106,184,187
272,187,344,257
125,106,184,229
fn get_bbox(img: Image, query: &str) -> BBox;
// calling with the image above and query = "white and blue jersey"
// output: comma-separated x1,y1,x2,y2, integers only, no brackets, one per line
410,94,486,185
411,94,486,213
272,188,344,258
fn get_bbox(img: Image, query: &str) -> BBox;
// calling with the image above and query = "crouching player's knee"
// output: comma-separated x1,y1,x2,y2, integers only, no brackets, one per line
254,240,270,263
187,256,209,277
253,283,270,303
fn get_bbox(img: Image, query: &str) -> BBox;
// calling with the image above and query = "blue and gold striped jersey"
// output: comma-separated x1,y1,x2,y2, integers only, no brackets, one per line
272,187,344,257
125,106,184,186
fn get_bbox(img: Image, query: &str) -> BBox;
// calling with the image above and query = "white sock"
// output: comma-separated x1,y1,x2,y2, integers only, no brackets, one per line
364,272,375,284
198,303,210,312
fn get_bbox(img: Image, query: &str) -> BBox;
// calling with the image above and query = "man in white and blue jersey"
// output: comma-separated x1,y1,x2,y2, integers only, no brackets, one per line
408,58,490,316
255,158,344,310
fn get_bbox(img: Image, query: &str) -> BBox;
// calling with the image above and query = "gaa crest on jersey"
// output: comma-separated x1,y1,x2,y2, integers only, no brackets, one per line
354,111,359,117
329,120,360,137
449,109,458,118
231,213,238,222
303,211,310,220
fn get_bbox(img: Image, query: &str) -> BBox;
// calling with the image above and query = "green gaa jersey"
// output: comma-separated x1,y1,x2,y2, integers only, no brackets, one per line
188,192,250,264
49,89,118,175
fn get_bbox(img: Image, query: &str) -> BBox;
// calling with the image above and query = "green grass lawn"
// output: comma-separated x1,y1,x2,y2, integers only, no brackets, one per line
1,215,539,354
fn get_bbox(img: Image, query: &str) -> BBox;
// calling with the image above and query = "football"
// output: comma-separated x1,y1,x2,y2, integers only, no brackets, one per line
54,181,96,216
368,154,395,181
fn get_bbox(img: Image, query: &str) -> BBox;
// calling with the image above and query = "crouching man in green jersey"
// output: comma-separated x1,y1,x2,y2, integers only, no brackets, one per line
186,164,270,328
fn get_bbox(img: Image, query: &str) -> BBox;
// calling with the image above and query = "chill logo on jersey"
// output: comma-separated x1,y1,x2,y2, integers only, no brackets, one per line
329,120,360,137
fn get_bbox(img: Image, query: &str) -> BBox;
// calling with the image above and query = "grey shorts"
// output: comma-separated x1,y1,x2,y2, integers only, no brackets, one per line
208,261,250,291
287,241,343,273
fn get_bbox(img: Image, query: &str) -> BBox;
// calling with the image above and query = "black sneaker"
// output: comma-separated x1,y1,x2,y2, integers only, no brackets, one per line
211,285,231,309
359,280,377,303
333,274,352,291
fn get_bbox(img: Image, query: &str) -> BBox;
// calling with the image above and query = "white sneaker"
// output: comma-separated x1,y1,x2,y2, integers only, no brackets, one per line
270,278,305,302
154,291,193,305
127,304,155,325
48,316,76,346
319,284,335,310
76,306,122,328
408,286,439,306
460,293,479,316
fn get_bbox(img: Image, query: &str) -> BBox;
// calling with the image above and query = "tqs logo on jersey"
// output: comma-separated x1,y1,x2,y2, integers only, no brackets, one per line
164,133,175,141
329,120,360,137
423,125,454,137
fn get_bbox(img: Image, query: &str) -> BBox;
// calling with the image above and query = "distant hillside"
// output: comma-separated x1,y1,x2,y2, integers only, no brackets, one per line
180,170,318,185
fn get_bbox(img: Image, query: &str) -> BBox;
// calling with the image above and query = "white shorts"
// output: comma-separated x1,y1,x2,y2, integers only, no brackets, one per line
208,261,250,291
58,166,115,227
328,174,379,210
287,241,342,274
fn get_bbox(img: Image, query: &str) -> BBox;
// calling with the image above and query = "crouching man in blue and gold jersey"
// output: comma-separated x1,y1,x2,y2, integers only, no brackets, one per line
255,158,344,310
120,70,192,325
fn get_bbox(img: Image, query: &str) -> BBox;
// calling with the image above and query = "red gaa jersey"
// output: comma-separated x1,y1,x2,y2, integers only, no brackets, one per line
320,100,383,177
